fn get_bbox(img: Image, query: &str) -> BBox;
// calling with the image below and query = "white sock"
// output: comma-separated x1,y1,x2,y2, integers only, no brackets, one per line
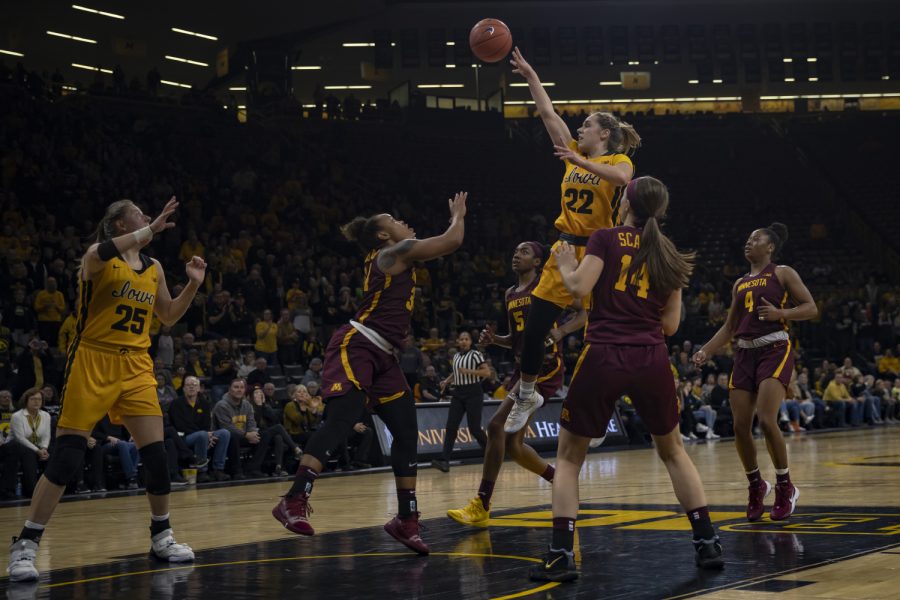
151,513,170,522
745,468,760,476
519,380,535,400
24,521,45,531
774,468,789,476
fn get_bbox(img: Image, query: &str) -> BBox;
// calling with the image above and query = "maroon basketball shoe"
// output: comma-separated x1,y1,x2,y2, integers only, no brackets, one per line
272,495,315,536
770,482,799,521
384,513,430,555
746,479,772,522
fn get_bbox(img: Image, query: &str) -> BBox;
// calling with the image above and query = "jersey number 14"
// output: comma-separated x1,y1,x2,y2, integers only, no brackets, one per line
614,255,650,299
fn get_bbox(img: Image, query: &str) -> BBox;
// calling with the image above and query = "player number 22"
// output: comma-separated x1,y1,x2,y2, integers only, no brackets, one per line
111,304,147,335
564,188,594,214
614,255,650,299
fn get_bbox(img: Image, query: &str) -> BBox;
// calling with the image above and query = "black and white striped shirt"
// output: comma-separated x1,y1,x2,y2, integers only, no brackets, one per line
452,349,486,387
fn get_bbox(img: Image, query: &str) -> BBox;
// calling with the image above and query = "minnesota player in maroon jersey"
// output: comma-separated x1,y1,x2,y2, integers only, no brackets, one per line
693,223,816,523
528,176,723,583
272,192,468,555
446,241,586,528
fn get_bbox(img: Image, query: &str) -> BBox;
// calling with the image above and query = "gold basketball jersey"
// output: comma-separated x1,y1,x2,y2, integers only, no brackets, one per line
555,140,634,237
74,254,159,351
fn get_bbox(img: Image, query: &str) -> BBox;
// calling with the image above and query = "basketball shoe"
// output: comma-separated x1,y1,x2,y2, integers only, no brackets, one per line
447,497,490,528
384,513,430,555
272,495,315,535
693,536,725,569
7,537,39,582
746,479,772,522
150,529,194,562
529,547,578,582
504,391,544,434
770,482,799,521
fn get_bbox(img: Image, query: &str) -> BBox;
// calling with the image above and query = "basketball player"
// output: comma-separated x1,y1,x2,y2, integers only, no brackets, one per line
503,47,642,433
529,177,724,582
693,223,816,522
272,192,469,555
447,241,586,526
7,198,204,582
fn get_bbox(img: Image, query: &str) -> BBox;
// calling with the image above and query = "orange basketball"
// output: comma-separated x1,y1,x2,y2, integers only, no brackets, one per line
469,18,512,63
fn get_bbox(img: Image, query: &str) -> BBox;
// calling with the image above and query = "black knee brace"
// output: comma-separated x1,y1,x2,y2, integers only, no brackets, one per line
44,435,87,486
303,390,366,465
521,297,564,375
139,441,171,495
376,393,418,478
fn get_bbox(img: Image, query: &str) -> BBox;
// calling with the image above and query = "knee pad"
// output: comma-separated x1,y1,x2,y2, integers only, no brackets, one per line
44,435,87,486
139,441,171,495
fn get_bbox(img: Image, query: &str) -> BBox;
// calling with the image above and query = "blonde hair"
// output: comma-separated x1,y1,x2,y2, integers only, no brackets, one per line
92,199,135,242
590,112,641,156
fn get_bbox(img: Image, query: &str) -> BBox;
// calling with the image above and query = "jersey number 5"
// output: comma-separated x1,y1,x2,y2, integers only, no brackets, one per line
564,188,594,214
614,255,650,299
111,304,147,335
512,310,525,332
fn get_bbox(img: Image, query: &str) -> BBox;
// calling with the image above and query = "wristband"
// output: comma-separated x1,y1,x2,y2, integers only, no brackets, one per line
132,226,153,244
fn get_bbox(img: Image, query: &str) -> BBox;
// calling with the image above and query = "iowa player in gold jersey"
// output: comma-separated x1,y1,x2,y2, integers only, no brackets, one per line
503,47,642,433
7,198,206,582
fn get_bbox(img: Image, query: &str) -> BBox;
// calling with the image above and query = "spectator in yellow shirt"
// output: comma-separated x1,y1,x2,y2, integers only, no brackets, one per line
33,277,65,345
178,230,204,263
877,349,900,378
57,311,76,354
822,373,852,427
255,309,278,365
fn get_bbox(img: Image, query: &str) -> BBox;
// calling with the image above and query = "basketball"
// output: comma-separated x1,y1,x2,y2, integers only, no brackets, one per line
469,18,512,63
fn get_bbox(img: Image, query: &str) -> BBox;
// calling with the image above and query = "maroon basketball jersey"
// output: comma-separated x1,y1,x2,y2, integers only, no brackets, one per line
584,226,669,346
505,278,562,368
353,250,416,349
732,263,789,340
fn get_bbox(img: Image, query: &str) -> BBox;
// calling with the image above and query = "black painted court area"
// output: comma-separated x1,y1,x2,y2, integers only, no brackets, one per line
3,503,899,599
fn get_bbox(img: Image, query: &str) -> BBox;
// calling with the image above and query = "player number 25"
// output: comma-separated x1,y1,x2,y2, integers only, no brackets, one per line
614,255,650,299
111,304,147,335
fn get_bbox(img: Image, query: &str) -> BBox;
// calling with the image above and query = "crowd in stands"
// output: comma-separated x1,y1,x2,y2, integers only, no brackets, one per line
1,62,899,500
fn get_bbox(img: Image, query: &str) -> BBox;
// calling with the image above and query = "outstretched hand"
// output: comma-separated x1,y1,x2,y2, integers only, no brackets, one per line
149,196,179,234
185,256,207,285
449,191,468,221
509,46,536,81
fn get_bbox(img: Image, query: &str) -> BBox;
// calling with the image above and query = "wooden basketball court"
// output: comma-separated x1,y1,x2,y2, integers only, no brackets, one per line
2,427,899,599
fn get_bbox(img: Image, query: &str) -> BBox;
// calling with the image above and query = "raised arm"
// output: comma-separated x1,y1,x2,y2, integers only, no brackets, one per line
82,197,178,279
554,241,604,300
510,47,572,147
154,256,207,327
377,192,467,275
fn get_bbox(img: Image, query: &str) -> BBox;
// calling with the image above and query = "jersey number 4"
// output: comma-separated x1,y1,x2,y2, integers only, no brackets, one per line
614,255,650,299
111,304,148,335
564,188,594,214
744,291,754,313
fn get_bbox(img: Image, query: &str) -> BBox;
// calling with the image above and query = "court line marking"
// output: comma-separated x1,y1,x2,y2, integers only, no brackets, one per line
662,539,900,599
39,551,560,599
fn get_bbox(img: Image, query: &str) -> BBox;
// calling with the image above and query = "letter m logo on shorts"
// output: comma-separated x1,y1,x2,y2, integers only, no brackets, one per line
330,383,343,392
560,407,570,422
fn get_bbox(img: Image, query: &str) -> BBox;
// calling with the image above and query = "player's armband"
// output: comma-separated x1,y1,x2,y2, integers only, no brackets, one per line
97,240,118,261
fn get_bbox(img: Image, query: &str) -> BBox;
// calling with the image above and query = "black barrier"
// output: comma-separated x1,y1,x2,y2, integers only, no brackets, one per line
372,396,627,461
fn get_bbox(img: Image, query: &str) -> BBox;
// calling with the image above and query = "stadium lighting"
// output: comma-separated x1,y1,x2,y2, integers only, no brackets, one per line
808,77,819,82
510,82,555,87
807,57,817,63
445,64,456,68
72,63,112,73
599,81,621,86
228,86,246,91
323,85,372,90
712,79,723,84
783,58,793,63
291,66,322,70
342,42,396,47
785,77,795,82
417,84,464,88
0,49,24,57
446,42,455,46
165,55,208,67
71,4,124,19
171,27,218,41
161,79,192,88
688,79,699,84
46,31,97,44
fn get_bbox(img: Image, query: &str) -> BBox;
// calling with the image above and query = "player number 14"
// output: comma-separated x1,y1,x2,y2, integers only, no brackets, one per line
614,255,650,299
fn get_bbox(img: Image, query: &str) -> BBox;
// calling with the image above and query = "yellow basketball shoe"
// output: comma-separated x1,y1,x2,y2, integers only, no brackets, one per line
447,497,490,528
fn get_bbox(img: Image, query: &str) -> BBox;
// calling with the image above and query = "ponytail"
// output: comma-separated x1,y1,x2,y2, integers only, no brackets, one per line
760,222,789,259
590,112,642,156
91,199,135,243
625,176,694,294
340,214,386,252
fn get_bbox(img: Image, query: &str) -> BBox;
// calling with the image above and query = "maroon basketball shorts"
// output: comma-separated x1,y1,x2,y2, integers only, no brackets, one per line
509,355,565,399
320,324,410,405
730,340,794,393
560,343,678,438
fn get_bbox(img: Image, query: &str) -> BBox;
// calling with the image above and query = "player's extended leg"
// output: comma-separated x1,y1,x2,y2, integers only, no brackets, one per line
505,297,563,433
7,427,91,582
273,390,366,536
123,415,194,563
651,426,724,569
375,393,429,555
730,389,771,522
529,428,589,583
757,378,798,521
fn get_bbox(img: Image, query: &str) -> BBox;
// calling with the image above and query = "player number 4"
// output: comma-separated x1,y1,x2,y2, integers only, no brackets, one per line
614,255,650,299
744,291,754,313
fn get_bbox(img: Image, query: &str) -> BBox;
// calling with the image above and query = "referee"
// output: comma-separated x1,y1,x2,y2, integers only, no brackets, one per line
432,331,490,473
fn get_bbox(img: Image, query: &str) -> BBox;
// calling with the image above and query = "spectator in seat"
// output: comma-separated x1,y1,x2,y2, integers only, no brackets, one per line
300,330,322,365
418,365,442,402
823,373,852,427
100,416,141,489
878,349,900,378
246,357,272,388
1,388,51,498
254,309,278,366
301,357,323,387
170,376,232,482
236,351,257,379
283,384,321,448
210,337,237,402
276,309,300,366
33,277,66,349
211,378,271,479
250,386,301,476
